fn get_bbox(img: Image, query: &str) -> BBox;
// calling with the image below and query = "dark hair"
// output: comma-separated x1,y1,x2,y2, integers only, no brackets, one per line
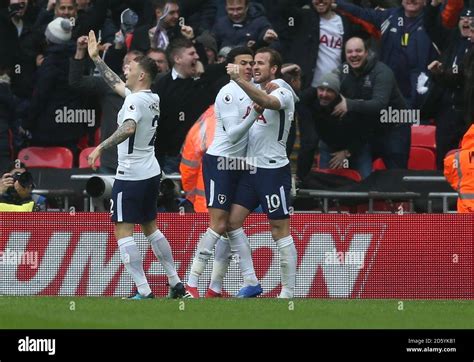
55,0,77,8
226,0,250,6
147,48,167,57
226,46,254,64
166,38,194,66
135,55,158,82
256,47,282,78
151,0,178,11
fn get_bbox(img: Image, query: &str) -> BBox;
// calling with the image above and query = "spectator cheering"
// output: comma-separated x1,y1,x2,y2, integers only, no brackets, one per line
308,72,373,178
212,0,279,50
334,37,410,169
334,0,439,109
25,17,87,153
131,0,187,53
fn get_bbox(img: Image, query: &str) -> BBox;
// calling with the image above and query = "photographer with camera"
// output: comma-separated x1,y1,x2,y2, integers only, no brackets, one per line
0,161,46,211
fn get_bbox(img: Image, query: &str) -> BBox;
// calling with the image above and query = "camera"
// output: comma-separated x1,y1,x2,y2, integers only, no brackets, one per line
86,176,115,211
11,171,35,189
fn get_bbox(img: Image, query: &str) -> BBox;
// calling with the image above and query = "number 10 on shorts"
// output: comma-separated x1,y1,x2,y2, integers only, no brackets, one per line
265,194,281,211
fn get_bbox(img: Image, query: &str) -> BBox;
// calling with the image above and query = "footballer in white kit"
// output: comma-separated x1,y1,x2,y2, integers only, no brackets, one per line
227,48,299,298
234,82,295,219
86,31,186,300
111,87,160,222
185,47,263,298
204,79,254,210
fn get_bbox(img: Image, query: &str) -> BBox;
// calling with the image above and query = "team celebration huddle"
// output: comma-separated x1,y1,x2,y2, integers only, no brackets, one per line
86,31,297,300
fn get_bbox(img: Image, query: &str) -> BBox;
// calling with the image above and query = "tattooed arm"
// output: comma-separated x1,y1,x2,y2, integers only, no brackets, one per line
87,30,126,97
87,120,136,169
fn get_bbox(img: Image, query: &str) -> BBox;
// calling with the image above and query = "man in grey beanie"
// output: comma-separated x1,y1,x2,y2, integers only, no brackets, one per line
303,71,373,178
45,17,72,44
24,16,86,152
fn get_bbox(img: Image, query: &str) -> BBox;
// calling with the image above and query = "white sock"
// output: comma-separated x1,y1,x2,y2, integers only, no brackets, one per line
188,228,221,288
228,228,258,287
276,236,297,298
148,229,181,287
209,236,232,293
118,236,152,296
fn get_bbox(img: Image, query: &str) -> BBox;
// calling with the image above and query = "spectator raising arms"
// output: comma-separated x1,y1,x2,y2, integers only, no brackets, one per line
334,0,439,109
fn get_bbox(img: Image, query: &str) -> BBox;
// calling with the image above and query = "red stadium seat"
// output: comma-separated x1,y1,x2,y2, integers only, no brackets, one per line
411,125,436,150
18,147,73,168
408,146,436,170
372,158,386,171
317,168,362,182
79,147,100,168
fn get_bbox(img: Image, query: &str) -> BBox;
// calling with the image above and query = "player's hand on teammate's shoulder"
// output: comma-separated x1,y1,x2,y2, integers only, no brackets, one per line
253,102,265,114
226,63,241,81
265,82,279,94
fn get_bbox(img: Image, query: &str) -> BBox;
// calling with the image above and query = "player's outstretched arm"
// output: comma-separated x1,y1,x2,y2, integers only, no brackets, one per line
87,30,126,98
87,120,136,169
223,102,262,144
226,64,281,110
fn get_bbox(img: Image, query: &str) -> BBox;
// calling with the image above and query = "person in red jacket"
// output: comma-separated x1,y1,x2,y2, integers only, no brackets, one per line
179,105,216,212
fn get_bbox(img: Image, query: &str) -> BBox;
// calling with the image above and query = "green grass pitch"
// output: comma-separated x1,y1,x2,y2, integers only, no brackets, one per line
0,297,473,329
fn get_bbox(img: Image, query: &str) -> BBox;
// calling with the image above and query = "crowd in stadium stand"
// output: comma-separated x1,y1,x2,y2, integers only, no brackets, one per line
0,0,473,195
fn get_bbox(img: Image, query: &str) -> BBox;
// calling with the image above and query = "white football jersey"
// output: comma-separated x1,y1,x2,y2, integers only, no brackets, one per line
207,80,253,158
247,81,295,169
115,88,161,180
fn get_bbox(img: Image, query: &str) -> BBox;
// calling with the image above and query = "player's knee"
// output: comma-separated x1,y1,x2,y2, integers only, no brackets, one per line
209,220,227,235
226,218,243,232
271,223,289,241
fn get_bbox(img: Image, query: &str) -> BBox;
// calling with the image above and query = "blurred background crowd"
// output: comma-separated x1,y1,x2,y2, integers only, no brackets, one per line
0,0,473,204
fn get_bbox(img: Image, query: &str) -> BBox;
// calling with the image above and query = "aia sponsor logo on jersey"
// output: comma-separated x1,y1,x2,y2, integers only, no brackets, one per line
320,34,342,49
256,114,267,124
243,106,267,123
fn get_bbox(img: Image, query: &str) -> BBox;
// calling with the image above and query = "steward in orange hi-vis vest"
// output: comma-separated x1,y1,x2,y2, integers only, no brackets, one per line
444,124,474,213
179,105,216,212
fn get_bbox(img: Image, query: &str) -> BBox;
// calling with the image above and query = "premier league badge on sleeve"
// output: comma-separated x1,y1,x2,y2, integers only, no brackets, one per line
223,94,233,104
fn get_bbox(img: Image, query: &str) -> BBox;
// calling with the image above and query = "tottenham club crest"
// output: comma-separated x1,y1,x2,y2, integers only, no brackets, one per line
218,194,227,205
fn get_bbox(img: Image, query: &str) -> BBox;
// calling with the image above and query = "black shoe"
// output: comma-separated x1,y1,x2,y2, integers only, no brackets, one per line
168,282,186,299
